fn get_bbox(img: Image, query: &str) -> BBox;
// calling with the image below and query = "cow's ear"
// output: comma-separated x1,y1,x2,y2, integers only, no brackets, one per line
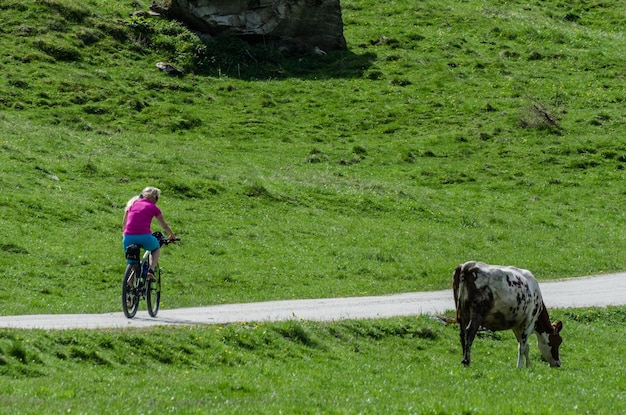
553,320,563,333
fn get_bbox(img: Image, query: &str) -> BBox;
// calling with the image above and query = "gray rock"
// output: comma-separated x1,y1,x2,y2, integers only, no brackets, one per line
162,0,347,54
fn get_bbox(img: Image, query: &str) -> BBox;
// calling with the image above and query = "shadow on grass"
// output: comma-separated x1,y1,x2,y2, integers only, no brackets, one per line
189,34,378,80
197,49,378,81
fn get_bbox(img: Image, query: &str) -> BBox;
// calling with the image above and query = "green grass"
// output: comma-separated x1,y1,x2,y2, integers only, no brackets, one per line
1,0,625,412
1,0,625,314
0,308,625,414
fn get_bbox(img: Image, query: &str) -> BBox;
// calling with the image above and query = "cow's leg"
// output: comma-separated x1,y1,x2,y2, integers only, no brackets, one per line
459,320,466,354
514,326,532,368
517,338,530,368
459,317,468,364
462,313,482,366
521,325,535,368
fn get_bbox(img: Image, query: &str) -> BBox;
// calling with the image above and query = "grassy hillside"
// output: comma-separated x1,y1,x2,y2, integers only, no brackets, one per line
1,309,626,414
1,0,625,315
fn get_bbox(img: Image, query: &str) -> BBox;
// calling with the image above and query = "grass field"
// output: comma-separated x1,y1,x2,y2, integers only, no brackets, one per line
1,308,625,414
1,0,625,315
1,0,625,412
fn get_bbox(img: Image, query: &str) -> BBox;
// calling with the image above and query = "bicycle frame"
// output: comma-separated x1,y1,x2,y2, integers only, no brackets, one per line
122,232,177,318
139,249,152,284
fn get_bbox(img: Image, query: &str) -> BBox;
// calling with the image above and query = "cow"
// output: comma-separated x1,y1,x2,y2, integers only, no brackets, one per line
452,261,563,368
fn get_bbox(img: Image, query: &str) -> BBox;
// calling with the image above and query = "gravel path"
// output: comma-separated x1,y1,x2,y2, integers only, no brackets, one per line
1,273,624,330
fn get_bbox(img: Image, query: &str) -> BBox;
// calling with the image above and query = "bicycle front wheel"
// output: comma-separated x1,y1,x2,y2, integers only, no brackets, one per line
146,264,161,317
122,264,140,318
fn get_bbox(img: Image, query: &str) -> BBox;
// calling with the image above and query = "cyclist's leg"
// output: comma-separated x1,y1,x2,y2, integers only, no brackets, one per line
122,236,139,287
123,234,159,277
149,248,160,274
122,235,135,264
140,234,160,277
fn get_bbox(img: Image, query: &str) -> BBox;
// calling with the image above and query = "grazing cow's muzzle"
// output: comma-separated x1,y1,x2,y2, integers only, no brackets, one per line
551,359,561,368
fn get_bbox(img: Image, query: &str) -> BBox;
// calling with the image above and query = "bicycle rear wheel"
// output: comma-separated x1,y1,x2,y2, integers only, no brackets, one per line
122,264,140,318
146,264,161,317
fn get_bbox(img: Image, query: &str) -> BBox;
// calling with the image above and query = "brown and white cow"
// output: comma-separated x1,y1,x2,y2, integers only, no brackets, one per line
452,261,563,368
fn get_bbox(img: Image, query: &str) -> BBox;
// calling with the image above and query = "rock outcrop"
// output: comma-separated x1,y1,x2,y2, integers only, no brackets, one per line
160,0,347,54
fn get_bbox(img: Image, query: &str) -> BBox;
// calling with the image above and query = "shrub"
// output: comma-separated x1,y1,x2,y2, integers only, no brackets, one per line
33,37,81,61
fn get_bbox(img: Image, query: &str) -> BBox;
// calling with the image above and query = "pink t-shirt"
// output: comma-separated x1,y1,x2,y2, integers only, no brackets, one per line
124,198,162,235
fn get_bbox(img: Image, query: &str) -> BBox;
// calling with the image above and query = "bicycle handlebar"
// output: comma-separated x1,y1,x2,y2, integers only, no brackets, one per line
152,231,180,247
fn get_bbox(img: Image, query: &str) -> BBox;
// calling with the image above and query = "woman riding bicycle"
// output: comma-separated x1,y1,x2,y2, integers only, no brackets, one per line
122,186,177,280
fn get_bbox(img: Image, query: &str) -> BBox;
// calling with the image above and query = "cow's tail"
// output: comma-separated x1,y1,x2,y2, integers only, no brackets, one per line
452,264,463,322
453,261,478,323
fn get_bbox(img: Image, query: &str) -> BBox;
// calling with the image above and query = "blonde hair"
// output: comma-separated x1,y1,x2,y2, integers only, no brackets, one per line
125,186,162,211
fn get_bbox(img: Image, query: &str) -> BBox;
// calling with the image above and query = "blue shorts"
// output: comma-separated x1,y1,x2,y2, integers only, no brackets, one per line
123,234,160,263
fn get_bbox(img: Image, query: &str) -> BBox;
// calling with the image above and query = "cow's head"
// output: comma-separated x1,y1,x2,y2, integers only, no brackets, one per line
537,320,563,367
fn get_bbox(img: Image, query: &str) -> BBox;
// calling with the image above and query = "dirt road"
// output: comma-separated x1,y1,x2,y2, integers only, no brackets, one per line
0,273,624,330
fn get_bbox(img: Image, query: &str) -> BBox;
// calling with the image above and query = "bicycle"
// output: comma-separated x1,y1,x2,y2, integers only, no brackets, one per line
122,231,179,319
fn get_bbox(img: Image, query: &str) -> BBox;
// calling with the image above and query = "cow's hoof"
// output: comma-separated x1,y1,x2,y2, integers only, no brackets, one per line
461,359,470,366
